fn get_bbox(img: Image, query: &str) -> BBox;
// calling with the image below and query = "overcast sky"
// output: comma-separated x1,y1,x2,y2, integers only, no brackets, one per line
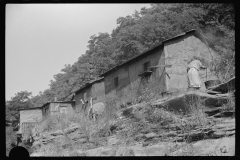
6,4,151,101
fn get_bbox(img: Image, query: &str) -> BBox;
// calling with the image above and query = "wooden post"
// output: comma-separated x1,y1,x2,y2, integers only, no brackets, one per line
90,98,96,121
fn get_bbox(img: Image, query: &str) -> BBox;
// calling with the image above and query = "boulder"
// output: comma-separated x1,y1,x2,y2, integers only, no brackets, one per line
152,91,230,114
145,132,158,139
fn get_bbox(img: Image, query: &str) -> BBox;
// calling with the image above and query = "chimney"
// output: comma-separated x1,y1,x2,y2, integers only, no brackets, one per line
54,97,57,102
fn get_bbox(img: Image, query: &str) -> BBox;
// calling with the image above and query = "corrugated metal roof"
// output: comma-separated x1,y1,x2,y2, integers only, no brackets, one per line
100,29,196,77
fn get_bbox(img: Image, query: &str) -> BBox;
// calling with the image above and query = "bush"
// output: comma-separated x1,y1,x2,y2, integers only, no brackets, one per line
139,77,165,103
6,126,17,156
221,91,235,113
207,26,235,82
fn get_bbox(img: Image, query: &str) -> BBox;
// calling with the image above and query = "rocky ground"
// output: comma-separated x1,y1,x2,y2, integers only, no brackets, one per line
30,105,235,156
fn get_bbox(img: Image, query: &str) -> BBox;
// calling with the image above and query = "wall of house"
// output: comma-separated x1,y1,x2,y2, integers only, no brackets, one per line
164,32,219,92
74,80,105,114
104,63,131,108
49,102,73,115
128,46,166,97
74,86,91,112
104,45,166,107
19,109,42,133
91,80,105,104
82,80,106,115
42,104,50,117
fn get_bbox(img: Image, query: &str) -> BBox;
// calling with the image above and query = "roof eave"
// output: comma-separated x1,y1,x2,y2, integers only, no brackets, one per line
74,77,104,94
100,29,197,77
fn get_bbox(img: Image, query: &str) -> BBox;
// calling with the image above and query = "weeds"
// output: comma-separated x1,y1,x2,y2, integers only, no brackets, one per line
221,91,235,113
33,94,119,155
184,95,208,127
140,77,165,103
31,77,234,156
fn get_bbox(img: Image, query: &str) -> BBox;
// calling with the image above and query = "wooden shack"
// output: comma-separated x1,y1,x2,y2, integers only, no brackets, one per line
73,78,105,113
17,101,75,139
18,107,43,139
42,101,75,117
100,29,219,107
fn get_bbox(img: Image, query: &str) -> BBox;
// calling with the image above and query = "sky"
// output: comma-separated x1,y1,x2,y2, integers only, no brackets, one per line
6,4,151,101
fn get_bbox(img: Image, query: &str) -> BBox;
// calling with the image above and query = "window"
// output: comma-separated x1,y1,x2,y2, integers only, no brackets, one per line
143,61,150,72
60,107,67,114
114,77,119,88
83,92,87,101
138,61,152,78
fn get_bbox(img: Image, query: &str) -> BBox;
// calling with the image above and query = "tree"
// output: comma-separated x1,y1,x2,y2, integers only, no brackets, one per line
27,3,235,108
6,91,33,123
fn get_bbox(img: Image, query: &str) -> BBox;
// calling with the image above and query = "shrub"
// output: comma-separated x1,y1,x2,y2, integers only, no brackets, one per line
6,126,17,156
139,77,165,103
182,95,208,130
221,91,235,113
209,27,235,82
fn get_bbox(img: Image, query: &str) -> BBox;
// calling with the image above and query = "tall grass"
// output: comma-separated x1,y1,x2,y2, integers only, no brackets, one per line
6,126,17,156
139,77,164,102
221,91,235,113
33,96,120,155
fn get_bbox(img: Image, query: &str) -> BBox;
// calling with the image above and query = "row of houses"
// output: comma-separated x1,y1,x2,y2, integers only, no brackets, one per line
18,101,75,138
71,29,218,112
17,29,219,138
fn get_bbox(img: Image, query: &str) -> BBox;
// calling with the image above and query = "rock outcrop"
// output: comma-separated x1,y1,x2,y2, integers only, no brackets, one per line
30,89,235,157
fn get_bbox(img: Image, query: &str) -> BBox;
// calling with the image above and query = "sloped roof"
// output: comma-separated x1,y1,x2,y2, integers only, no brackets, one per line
73,77,104,94
18,101,74,111
41,100,74,108
73,29,213,94
100,29,198,77
18,106,42,111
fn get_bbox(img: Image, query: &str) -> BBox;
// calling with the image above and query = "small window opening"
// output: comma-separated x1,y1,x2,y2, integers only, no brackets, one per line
60,107,67,114
143,61,150,72
83,92,87,101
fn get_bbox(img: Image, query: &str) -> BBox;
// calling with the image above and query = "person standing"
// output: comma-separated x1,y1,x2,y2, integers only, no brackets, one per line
187,58,207,90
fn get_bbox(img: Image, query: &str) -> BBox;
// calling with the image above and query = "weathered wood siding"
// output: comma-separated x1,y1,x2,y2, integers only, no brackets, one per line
91,80,105,104
128,46,166,97
49,102,73,115
42,104,50,117
74,86,91,112
74,80,105,113
104,45,166,107
19,109,42,135
164,33,219,91
105,65,130,94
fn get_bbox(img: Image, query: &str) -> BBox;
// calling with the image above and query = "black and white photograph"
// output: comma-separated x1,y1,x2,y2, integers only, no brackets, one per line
6,3,235,157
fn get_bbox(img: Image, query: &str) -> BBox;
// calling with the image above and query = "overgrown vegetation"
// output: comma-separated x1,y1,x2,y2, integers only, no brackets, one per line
29,77,235,156
32,96,119,156
219,91,235,119
116,93,211,146
6,126,17,156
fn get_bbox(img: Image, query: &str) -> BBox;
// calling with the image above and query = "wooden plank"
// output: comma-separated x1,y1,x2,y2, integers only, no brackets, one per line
148,64,172,68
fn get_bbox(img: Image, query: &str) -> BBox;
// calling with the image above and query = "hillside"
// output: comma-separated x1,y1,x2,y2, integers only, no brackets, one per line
6,3,235,157
29,82,235,156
